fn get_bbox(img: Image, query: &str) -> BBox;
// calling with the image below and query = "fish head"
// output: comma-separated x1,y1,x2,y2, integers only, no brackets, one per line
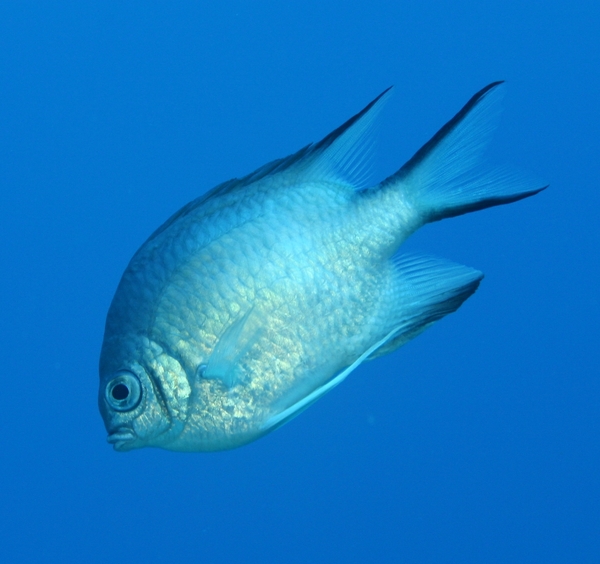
99,334,191,452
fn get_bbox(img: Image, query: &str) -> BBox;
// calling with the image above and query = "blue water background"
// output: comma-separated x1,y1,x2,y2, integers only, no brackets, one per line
1,2,598,562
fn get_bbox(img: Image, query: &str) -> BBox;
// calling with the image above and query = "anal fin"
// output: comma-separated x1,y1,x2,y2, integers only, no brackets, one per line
370,254,483,359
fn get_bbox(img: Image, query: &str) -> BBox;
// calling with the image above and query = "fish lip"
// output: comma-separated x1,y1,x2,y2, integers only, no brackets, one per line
107,428,136,451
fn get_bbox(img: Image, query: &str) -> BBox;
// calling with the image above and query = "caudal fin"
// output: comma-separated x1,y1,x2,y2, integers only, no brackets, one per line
379,82,546,223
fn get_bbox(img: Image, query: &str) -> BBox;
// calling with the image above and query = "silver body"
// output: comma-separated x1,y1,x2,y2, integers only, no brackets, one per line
99,83,543,451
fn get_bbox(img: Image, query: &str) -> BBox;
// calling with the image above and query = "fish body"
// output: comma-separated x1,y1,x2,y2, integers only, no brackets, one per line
99,82,544,452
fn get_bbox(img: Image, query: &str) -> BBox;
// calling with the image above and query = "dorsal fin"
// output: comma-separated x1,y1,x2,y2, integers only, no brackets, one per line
284,86,393,186
146,89,392,243
232,87,393,189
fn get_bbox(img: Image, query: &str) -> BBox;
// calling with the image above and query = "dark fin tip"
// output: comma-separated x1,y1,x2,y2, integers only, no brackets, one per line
428,184,547,223
309,86,394,155
450,275,484,308
423,275,484,326
390,81,505,183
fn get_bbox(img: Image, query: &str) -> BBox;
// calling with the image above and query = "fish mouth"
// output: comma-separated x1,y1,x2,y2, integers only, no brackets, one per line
107,428,136,451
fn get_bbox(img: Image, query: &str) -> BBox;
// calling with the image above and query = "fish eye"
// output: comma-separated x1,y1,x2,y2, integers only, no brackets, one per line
105,371,142,412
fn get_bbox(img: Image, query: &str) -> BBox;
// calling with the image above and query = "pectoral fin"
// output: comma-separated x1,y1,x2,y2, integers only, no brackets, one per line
202,308,262,388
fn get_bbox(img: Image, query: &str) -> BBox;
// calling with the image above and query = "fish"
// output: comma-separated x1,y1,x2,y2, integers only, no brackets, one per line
99,82,544,452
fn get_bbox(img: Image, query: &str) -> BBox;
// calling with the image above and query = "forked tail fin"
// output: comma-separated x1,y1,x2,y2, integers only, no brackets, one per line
379,82,546,223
